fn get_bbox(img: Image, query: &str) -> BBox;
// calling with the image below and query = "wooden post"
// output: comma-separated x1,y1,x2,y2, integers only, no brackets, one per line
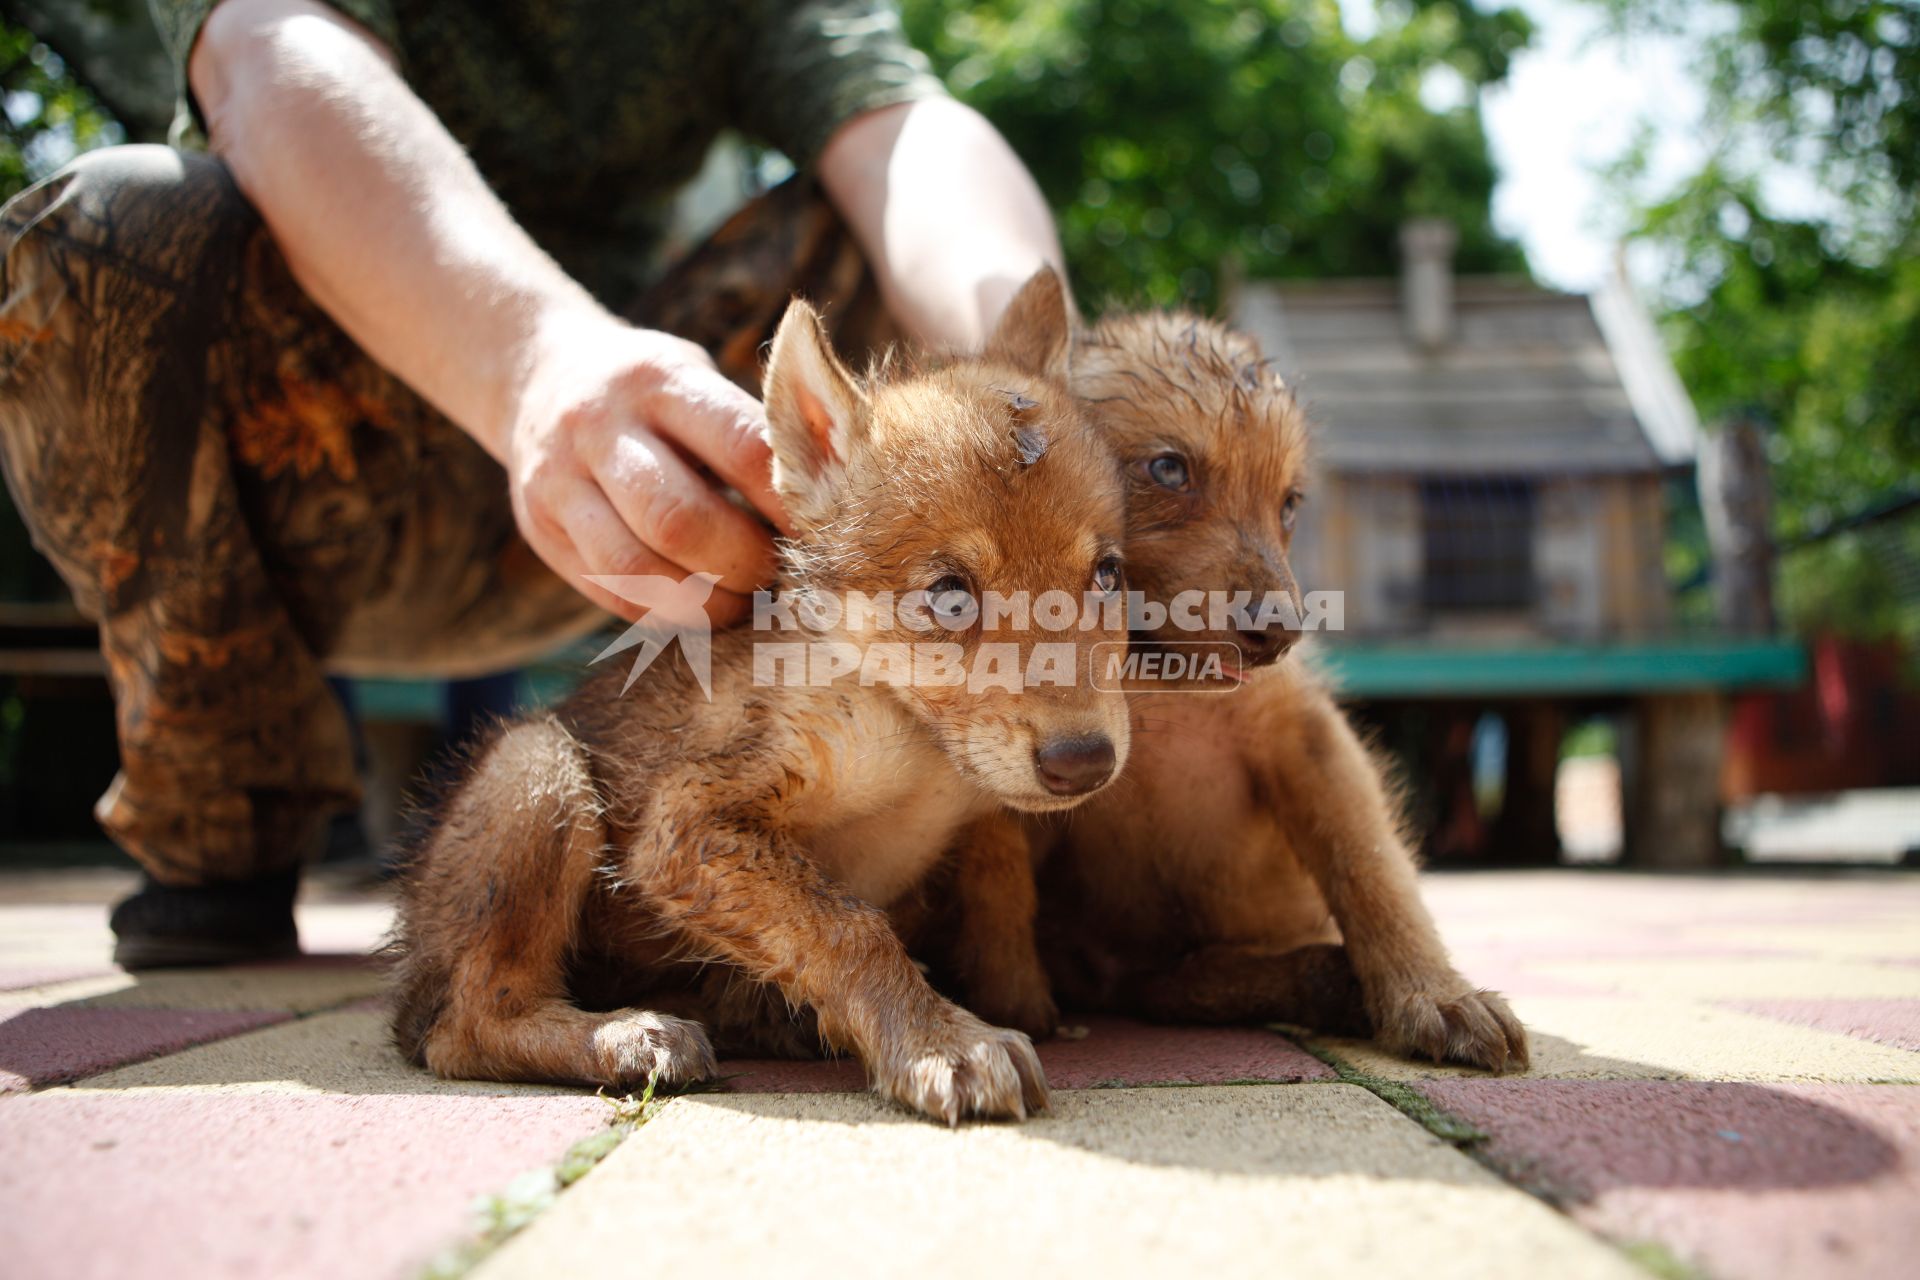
1620,691,1729,869
1698,419,1775,636
1490,701,1565,864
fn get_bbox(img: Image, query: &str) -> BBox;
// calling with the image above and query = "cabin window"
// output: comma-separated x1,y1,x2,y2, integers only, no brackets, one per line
1421,475,1536,612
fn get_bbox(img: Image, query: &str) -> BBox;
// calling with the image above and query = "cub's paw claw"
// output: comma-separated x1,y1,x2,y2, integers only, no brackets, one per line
591,1010,719,1090
1375,986,1529,1074
874,1009,1050,1124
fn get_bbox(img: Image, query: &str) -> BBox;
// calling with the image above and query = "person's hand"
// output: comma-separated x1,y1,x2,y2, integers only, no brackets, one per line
505,311,788,626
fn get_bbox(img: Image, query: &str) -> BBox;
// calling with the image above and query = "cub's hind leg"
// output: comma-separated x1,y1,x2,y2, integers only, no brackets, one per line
389,714,716,1089
944,813,1058,1039
1133,942,1371,1036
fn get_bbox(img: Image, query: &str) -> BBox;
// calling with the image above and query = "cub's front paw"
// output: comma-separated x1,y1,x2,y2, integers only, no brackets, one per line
871,1006,1050,1125
590,1009,719,1090
1372,983,1529,1074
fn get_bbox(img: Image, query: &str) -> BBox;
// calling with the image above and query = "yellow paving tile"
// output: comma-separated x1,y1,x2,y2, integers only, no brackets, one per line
1315,996,1920,1084
473,1086,1644,1280
1688,925,1920,962
1536,957,1920,1001
61,1008,578,1099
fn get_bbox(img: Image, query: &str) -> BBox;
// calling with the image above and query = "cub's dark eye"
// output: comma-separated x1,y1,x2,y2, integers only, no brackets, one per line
1281,488,1304,532
1092,555,1124,596
927,574,975,621
1146,452,1190,491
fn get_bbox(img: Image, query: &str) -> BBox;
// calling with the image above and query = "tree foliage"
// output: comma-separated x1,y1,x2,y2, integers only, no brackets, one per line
0,17,121,203
1595,0,1920,643
899,0,1532,308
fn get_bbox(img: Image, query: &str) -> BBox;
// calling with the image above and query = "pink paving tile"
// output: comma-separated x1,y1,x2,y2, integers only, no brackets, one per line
720,1053,866,1093
1414,1079,1920,1280
718,1017,1334,1094
1447,955,1612,999
0,1006,289,1092
1720,999,1920,1054
1448,940,1807,999
0,1091,609,1280
1037,1017,1334,1087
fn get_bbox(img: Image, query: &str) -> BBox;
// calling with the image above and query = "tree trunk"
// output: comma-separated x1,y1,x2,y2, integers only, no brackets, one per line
1620,692,1728,870
1698,419,1775,636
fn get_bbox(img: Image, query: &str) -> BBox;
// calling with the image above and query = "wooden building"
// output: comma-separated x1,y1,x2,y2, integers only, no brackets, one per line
1231,222,1802,867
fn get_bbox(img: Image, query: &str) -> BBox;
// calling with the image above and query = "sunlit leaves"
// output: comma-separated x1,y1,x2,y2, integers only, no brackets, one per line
899,0,1530,309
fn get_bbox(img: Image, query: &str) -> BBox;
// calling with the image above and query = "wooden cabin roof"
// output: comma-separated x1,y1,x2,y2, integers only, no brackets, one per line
1233,275,1694,475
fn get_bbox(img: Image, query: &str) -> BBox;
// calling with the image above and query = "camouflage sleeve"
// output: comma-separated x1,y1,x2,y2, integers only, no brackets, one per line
147,0,402,144
731,0,948,170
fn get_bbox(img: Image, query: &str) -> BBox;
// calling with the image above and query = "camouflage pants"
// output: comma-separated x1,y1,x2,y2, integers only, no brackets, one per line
0,144,880,886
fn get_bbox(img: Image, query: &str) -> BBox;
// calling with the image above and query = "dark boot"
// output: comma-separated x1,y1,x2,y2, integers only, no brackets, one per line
109,870,302,970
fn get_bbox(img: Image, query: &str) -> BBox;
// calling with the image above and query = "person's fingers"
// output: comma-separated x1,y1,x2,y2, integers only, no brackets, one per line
515,499,642,622
592,426,778,595
556,480,752,627
650,363,793,534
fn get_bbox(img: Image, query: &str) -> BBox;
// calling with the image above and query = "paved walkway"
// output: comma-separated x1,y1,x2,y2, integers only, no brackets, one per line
1,868,1916,1280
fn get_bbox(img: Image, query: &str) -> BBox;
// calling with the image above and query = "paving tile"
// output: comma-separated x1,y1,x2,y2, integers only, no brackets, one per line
0,962,118,993
1448,940,1832,1002
721,1017,1334,1093
0,868,139,904
1414,1080,1920,1280
474,1085,1644,1280
1721,999,1920,1054
1422,874,1920,940
1314,996,1920,1083
67,1007,586,1098
293,901,395,955
0,1089,608,1280
1533,957,1920,1001
0,1006,289,1092
1689,925,1920,963
1036,1018,1335,1086
0,957,384,1015
0,904,119,990
0,900,389,993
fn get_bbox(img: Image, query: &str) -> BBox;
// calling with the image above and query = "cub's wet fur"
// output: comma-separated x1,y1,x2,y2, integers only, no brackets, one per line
943,311,1529,1072
389,270,1132,1123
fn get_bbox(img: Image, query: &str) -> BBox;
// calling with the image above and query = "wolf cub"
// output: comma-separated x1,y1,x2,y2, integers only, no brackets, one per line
390,270,1133,1123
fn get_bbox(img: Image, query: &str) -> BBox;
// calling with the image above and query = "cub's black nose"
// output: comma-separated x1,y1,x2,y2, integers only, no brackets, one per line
1035,735,1117,795
1236,622,1300,666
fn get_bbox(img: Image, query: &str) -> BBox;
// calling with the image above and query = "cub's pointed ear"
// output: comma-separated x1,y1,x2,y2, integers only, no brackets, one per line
763,299,869,525
985,266,1073,379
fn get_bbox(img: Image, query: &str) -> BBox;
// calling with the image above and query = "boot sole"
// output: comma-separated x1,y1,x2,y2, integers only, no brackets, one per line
112,933,302,971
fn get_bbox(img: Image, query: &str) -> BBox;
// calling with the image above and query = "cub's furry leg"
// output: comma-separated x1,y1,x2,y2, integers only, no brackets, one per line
633,806,1048,1125
1253,671,1530,1072
1134,942,1371,1036
391,715,717,1089
947,813,1058,1038
643,969,824,1060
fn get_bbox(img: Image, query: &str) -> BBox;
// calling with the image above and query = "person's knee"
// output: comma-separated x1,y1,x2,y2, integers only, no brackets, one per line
1,144,254,275
0,147,258,614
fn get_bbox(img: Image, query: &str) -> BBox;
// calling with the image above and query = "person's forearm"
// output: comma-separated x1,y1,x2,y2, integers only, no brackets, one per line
192,0,603,458
820,98,1065,352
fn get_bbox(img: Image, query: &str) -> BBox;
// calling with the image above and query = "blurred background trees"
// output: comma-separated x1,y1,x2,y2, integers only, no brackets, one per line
899,0,1533,307
0,0,1913,645
1587,0,1920,646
